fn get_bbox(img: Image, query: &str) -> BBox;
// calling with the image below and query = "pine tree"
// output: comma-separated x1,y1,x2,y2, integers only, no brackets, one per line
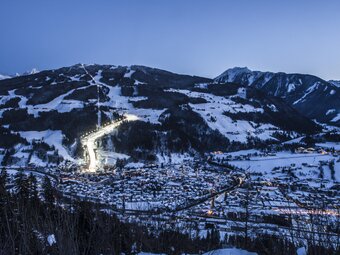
42,176,55,206
0,167,8,198
1,149,12,166
14,170,29,201
28,173,39,204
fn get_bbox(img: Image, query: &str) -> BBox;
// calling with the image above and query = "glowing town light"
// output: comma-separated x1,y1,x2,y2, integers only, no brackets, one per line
207,210,213,216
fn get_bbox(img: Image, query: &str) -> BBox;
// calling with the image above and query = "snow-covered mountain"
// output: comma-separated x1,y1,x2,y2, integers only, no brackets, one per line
0,68,39,80
0,64,323,166
215,67,340,126
0,74,11,80
329,80,340,87
20,68,40,76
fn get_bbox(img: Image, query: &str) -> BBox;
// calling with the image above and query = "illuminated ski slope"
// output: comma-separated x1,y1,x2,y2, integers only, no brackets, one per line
82,114,138,172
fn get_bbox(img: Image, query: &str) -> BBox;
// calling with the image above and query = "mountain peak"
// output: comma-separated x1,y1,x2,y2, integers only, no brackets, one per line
221,66,252,76
17,68,40,77
214,66,339,125
215,66,254,83
227,66,252,73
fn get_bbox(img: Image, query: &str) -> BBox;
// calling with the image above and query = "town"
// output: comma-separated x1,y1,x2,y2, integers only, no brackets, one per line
32,141,336,250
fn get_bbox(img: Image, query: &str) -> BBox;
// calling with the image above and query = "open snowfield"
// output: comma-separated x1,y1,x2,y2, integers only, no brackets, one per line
166,88,279,143
18,130,74,161
227,151,339,182
315,142,340,150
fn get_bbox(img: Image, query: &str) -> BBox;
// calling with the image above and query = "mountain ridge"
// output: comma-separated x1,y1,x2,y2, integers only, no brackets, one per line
0,63,324,167
215,67,340,126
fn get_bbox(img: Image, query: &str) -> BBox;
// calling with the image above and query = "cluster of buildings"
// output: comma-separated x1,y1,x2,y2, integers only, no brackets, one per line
46,144,340,247
58,162,240,212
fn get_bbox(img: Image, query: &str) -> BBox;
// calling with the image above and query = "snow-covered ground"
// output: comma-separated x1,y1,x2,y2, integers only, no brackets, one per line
89,68,166,125
3,87,87,117
103,85,165,124
1,69,169,166
166,88,279,143
315,142,340,150
82,114,138,172
228,151,339,182
125,162,145,169
283,136,305,144
330,113,340,123
1,69,166,124
19,130,74,161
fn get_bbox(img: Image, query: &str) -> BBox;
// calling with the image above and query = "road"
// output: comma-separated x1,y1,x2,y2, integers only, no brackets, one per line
4,167,59,183
82,114,138,172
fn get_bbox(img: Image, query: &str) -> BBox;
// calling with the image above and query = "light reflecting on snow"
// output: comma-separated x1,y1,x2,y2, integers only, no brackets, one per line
82,114,138,172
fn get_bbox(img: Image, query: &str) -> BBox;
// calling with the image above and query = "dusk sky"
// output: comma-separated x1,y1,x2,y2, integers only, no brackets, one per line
1,0,340,80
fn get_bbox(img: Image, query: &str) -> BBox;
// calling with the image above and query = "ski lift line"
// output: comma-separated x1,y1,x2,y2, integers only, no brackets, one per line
79,65,140,172
81,64,102,128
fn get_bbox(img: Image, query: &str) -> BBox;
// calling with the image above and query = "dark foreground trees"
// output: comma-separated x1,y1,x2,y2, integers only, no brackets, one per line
0,170,219,254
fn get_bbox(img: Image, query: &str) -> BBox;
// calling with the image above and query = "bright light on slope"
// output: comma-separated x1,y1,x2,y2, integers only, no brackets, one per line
83,114,139,172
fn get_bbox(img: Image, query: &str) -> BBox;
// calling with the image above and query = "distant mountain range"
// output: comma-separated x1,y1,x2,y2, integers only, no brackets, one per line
215,67,339,125
0,74,11,80
0,64,337,167
0,68,39,81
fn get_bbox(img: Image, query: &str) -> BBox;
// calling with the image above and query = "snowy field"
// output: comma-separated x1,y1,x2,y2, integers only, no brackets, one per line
315,142,340,150
228,151,339,179
19,130,74,161
166,88,279,143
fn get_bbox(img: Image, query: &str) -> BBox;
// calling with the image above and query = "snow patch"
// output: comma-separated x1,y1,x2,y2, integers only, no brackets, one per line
287,83,296,93
293,82,320,105
47,234,56,246
297,247,306,255
331,113,340,122
267,104,278,112
19,130,74,161
237,87,247,99
125,162,145,168
124,68,136,78
326,109,336,115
